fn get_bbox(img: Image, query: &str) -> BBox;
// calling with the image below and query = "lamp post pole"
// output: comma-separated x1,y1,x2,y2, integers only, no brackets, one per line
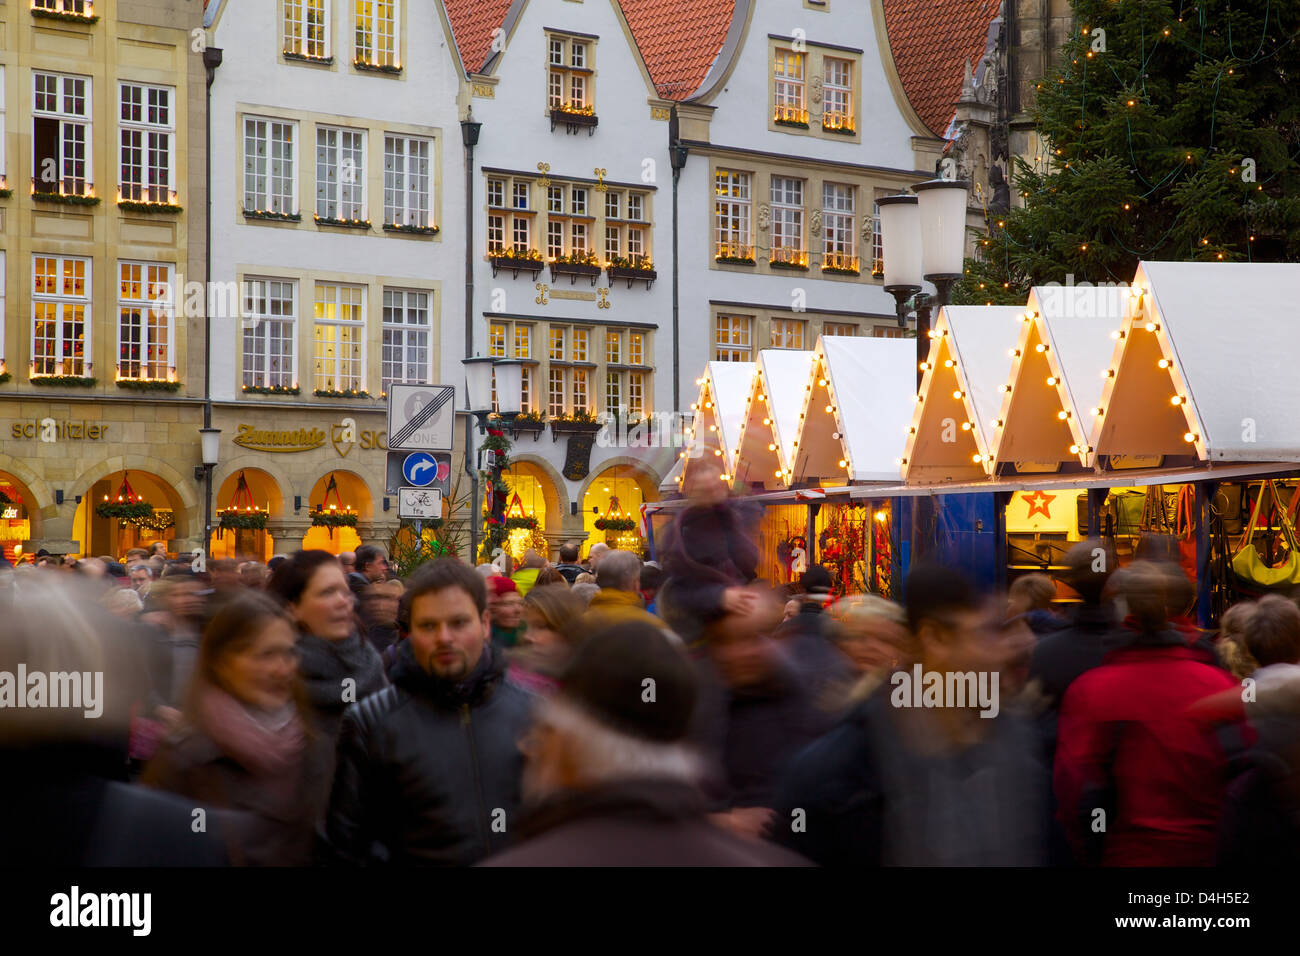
460,115,483,565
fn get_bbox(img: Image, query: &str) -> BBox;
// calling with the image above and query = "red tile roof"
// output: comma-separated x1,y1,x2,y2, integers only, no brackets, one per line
443,0,516,75
619,0,735,100
882,0,1001,137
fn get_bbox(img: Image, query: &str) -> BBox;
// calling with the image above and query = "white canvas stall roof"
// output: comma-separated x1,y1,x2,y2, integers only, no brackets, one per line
658,456,684,495
941,306,1023,457
758,349,816,481
706,361,757,469
678,361,754,491
821,336,917,482
1089,261,1300,463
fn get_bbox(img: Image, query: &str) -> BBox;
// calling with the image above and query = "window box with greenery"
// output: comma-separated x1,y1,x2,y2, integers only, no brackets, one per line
31,186,101,207
32,375,97,387
715,246,756,266
506,411,547,438
549,408,602,439
315,214,371,229
606,255,657,289
549,251,602,286
488,247,544,279
242,383,301,396
383,222,438,236
31,5,99,25
313,387,371,399
0,371,11,385
821,254,861,277
116,379,181,393
118,198,182,214
283,50,334,66
770,253,809,271
243,208,301,223
550,105,598,135
354,58,402,75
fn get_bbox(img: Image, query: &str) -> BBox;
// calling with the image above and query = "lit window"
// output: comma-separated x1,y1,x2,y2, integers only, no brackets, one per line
770,318,805,349
715,170,752,260
285,0,330,59
547,35,594,112
605,371,622,415
606,329,621,364
548,185,564,213
548,366,565,417
872,200,884,275
33,71,91,196
628,372,645,417
119,83,174,203
822,322,856,337
117,261,173,381
354,0,398,68
549,326,566,361
822,183,857,272
770,176,805,266
488,322,507,358
605,191,620,219
316,126,365,221
572,367,589,412
487,178,505,207
242,278,296,389
572,327,589,362
314,282,366,392
823,58,854,131
628,332,644,365
715,314,752,362
548,220,565,260
383,133,431,227
244,117,296,215
626,193,643,221
773,50,806,124
31,255,90,377
381,288,430,392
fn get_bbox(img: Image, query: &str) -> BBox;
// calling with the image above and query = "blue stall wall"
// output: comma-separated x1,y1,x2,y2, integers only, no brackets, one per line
932,493,1003,594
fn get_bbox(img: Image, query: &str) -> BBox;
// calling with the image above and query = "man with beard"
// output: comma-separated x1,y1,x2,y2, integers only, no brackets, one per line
319,559,534,865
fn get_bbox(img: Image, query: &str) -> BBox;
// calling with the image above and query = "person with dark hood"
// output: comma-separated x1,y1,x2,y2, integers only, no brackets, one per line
772,564,1048,866
774,565,853,716
658,454,763,646
1054,561,1239,866
360,579,404,656
553,542,587,585
267,550,387,743
144,592,334,865
320,558,534,865
482,621,809,866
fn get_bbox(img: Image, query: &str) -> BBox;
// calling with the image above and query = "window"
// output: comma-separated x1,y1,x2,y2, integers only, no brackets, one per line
548,185,565,213
627,194,643,221
715,314,752,361
628,372,645,417
515,325,533,411
0,68,6,183
316,126,365,221
33,71,91,196
606,329,621,364
549,326,565,361
715,170,752,260
285,0,329,59
32,255,89,377
627,226,645,258
242,278,296,388
604,225,620,263
488,322,507,358
548,35,593,112
629,332,644,365
355,0,398,68
770,176,805,265
33,1,92,12
548,367,565,417
383,134,431,227
570,221,587,257
823,58,854,131
244,117,296,214
872,201,883,275
381,289,430,392
872,325,906,338
823,183,857,271
119,83,173,203
602,190,651,265
487,179,534,252
571,188,587,215
572,368,589,412
770,318,804,349
822,322,856,337
773,50,806,124
572,327,588,362
605,191,619,219
117,262,173,381
605,371,621,414
548,220,565,260
0,252,5,364
513,182,530,210
314,283,366,392
487,179,505,208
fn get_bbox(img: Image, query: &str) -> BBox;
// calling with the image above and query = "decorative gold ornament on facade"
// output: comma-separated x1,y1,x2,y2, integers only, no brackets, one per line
535,282,549,305
536,162,551,190
597,287,611,309
593,168,607,192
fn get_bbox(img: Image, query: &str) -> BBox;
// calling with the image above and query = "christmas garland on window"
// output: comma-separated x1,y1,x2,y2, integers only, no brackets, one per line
594,516,636,532
96,501,153,522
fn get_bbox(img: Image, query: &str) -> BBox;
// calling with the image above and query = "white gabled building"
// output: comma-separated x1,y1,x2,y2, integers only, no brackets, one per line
202,0,465,558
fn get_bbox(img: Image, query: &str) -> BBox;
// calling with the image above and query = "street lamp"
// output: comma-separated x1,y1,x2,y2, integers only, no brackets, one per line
463,355,495,430
493,358,524,430
199,427,221,562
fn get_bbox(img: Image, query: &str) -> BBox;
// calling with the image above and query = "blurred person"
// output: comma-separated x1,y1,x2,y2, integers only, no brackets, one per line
104,560,128,584
775,565,853,717
688,590,820,837
267,550,387,742
512,548,547,597
1009,573,1065,637
773,564,1048,866
149,541,169,560
829,594,911,708
239,560,269,591
1244,595,1300,670
209,557,242,595
658,453,763,647
586,541,610,572
320,559,534,865
483,622,809,866
573,571,596,586
781,599,801,623
553,542,586,585
476,562,501,580
361,579,404,656
145,555,165,578
267,554,287,575
124,547,149,565
1215,601,1258,680
103,586,144,620
144,592,333,865
534,566,566,588
1,574,228,866
1055,561,1239,866
348,545,389,599
583,550,669,634
571,582,599,606
488,575,526,649
339,551,356,576
73,557,107,582
141,572,209,733
508,584,587,694
640,562,665,615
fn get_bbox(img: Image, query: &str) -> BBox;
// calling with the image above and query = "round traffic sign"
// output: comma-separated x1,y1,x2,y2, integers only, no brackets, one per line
402,452,439,487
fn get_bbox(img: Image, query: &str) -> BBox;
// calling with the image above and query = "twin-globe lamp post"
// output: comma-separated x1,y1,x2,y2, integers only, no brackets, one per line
463,356,524,562
878,178,970,564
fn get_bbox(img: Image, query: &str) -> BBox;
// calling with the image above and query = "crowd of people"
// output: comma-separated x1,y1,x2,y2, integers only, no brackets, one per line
3,460,1299,866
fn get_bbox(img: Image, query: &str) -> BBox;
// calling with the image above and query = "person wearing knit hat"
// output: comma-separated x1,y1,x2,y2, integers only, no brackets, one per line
481,621,809,867
487,575,526,649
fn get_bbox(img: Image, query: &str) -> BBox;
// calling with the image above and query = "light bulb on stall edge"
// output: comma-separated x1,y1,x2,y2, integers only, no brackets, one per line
1184,433,1198,444
1158,359,1169,369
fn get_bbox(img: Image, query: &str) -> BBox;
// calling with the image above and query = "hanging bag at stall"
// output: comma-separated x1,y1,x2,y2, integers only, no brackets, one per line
1172,484,1198,581
1231,480,1300,589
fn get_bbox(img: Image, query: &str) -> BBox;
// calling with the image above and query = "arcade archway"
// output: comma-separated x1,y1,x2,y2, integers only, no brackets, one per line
578,460,660,559
0,471,41,563
209,468,284,561
72,470,186,559
301,470,371,555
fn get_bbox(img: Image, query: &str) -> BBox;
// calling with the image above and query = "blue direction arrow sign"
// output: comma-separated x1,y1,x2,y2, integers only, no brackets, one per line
402,451,439,487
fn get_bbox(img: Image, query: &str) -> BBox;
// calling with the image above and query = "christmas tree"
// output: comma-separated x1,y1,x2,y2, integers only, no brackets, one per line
955,0,1300,305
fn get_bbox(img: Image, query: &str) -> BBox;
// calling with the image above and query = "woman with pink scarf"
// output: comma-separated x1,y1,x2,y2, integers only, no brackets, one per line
144,591,333,865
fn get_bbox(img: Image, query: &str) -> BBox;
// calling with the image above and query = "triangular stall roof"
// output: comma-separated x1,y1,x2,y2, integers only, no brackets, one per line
992,286,1129,473
680,361,753,490
1089,261,1300,464
729,350,815,489
798,336,916,484
902,306,1022,483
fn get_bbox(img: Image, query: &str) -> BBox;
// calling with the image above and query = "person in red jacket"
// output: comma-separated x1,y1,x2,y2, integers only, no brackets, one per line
1054,562,1239,866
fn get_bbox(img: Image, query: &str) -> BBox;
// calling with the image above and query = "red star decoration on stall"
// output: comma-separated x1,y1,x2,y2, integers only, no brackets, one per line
1024,491,1056,519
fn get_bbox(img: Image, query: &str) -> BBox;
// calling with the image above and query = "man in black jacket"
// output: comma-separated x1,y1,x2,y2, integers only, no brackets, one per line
319,559,534,865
